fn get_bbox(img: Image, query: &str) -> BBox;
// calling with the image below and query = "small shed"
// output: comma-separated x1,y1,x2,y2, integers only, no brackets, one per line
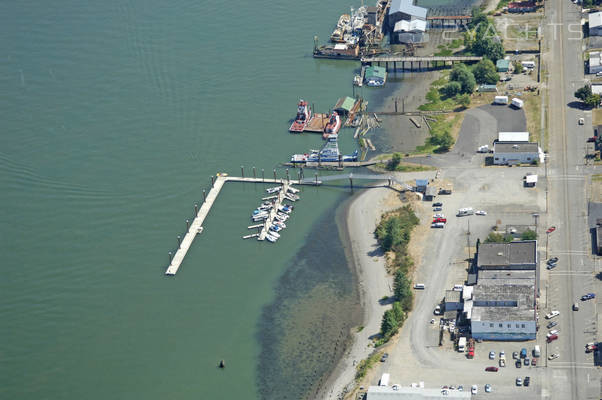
415,179,428,193
333,96,356,115
478,84,498,92
590,11,602,36
424,186,437,201
496,59,510,72
445,290,462,311
364,66,387,86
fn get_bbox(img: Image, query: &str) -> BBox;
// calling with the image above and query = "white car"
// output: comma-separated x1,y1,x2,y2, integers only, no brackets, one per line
489,350,495,359
547,329,559,337
485,384,492,393
433,213,445,219
579,117,584,125
545,310,560,319
549,353,559,360
516,377,522,386
471,385,478,395
475,210,487,216
597,71,602,77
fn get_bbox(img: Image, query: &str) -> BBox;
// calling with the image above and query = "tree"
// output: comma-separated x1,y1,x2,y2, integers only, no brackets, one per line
472,37,505,62
394,270,413,311
468,7,488,30
455,93,471,109
484,232,513,243
442,81,462,97
380,309,399,338
585,94,601,109
513,61,523,74
521,229,537,240
575,85,592,102
431,131,454,151
386,153,402,171
472,59,499,84
450,63,476,94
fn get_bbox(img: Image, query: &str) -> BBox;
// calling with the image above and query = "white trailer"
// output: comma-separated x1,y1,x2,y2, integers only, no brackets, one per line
457,207,474,216
494,95,509,105
511,98,524,108
379,373,390,387
458,337,467,352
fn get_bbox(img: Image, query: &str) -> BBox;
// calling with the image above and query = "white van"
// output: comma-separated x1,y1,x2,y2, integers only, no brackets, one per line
533,345,541,358
414,283,425,290
494,95,509,105
511,98,524,108
521,61,535,69
453,284,464,291
379,373,390,387
457,207,474,216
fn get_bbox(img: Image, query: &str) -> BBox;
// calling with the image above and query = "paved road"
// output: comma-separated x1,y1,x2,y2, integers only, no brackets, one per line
543,0,601,397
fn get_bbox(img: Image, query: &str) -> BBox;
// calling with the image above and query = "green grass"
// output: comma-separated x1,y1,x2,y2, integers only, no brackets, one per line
355,352,382,381
593,174,602,181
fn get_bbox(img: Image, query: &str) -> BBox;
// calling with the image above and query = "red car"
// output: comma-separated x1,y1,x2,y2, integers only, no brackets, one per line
485,366,499,372
432,218,447,223
547,334,558,343
531,358,537,366
546,226,556,234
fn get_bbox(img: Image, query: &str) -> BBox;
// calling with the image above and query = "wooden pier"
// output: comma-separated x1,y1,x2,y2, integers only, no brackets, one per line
165,174,319,276
361,55,483,71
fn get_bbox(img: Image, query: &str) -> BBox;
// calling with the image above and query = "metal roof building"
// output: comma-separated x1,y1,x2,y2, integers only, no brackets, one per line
389,0,428,19
493,142,540,165
476,240,537,270
496,59,510,72
334,97,356,114
498,131,529,142
590,12,602,36
367,385,471,399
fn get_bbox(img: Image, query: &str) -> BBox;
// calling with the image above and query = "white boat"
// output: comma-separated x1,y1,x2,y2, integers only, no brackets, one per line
287,186,300,194
266,187,281,194
275,213,289,222
266,233,279,243
284,195,297,202
278,205,293,214
252,210,268,218
258,204,273,211
253,215,268,222
268,229,281,238
273,221,286,229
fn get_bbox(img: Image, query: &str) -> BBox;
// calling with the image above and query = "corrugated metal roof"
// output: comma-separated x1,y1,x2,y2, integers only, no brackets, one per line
496,59,510,68
334,96,356,112
498,131,529,142
365,66,387,79
367,385,471,399
389,0,428,19
494,142,539,153
393,19,426,32
415,179,428,186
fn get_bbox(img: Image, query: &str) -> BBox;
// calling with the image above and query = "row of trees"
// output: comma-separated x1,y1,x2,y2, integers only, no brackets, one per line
575,85,601,109
443,60,499,98
375,206,419,342
484,228,537,243
464,8,505,62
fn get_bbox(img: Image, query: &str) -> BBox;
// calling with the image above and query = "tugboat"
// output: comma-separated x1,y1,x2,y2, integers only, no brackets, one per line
289,100,312,133
323,112,341,139
291,134,358,164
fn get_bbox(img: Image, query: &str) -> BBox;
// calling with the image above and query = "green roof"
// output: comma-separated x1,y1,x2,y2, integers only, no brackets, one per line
496,59,510,68
334,96,356,112
365,66,387,79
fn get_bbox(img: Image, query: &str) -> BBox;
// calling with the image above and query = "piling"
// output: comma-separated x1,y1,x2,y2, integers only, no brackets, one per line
186,219,190,229
262,169,265,182
177,235,181,247
273,169,277,181
241,166,244,178
194,203,198,214
253,167,256,178
203,189,206,202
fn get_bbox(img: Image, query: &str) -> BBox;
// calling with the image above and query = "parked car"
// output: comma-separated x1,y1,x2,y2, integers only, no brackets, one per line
545,310,560,319
547,334,559,343
489,351,496,360
546,226,556,234
520,348,527,358
433,207,442,211
516,377,523,386
582,293,596,301
524,358,530,366
573,303,579,311
380,353,388,362
499,350,505,358
579,117,585,125
471,385,478,395
431,222,445,228
485,384,492,393
433,202,443,207
476,210,487,216
433,213,445,219
499,359,506,367
547,257,559,266
485,366,498,372
524,377,530,387
515,360,522,368
432,217,447,223
513,351,519,359
586,344,598,353
547,329,559,337
547,321,558,329
458,385,463,391
549,353,559,360
531,358,537,366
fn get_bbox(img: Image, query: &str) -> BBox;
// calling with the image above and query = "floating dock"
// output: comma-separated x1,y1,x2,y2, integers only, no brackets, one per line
165,175,318,276
304,113,329,133
257,182,291,241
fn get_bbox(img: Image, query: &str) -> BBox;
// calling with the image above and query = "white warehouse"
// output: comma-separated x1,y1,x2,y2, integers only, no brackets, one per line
498,131,529,142
493,142,540,165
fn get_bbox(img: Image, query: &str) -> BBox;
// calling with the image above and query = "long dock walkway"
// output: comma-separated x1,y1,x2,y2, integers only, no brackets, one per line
257,182,290,241
165,175,318,276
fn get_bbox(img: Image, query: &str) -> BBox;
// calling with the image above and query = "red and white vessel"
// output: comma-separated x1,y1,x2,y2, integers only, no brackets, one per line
289,99,312,133
322,111,341,139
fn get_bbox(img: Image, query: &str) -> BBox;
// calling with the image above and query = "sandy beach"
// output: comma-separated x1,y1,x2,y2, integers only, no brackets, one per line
318,170,436,400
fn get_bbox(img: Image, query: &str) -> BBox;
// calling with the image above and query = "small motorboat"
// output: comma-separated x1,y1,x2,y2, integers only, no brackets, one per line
270,225,282,233
273,221,286,229
266,187,281,194
268,228,281,237
266,233,279,243
278,205,293,214
275,213,288,222
287,186,300,194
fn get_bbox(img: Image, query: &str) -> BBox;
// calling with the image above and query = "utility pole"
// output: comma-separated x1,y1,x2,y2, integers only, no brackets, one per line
466,219,471,261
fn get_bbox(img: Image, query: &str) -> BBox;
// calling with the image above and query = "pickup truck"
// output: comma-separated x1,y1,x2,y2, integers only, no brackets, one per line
545,310,560,319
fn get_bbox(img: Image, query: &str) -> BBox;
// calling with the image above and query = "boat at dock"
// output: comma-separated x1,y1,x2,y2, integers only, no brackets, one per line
275,213,289,222
323,112,341,139
266,187,281,194
290,134,359,164
287,186,299,194
278,205,293,214
266,233,279,243
289,100,312,133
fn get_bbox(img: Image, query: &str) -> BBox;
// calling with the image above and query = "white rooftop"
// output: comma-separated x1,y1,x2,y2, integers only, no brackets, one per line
394,19,427,32
590,11,602,28
498,131,529,142
525,174,538,183
593,84,602,95
389,0,428,20
367,386,471,399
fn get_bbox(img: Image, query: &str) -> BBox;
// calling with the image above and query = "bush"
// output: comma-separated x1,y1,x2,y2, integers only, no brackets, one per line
485,232,513,243
513,61,523,74
394,270,413,311
442,81,462,97
455,93,471,109
430,131,454,152
521,229,537,240
386,153,402,171
450,63,476,94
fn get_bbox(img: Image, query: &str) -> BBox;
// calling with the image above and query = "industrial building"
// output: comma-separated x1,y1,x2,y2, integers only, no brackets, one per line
444,290,462,311
388,0,428,30
469,270,536,341
590,12,602,36
393,18,427,43
367,385,471,399
476,240,538,270
364,66,387,86
493,142,540,165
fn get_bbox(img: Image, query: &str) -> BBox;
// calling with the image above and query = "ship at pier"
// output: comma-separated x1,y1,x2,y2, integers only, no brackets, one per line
290,134,359,164
289,100,312,133
322,112,341,139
